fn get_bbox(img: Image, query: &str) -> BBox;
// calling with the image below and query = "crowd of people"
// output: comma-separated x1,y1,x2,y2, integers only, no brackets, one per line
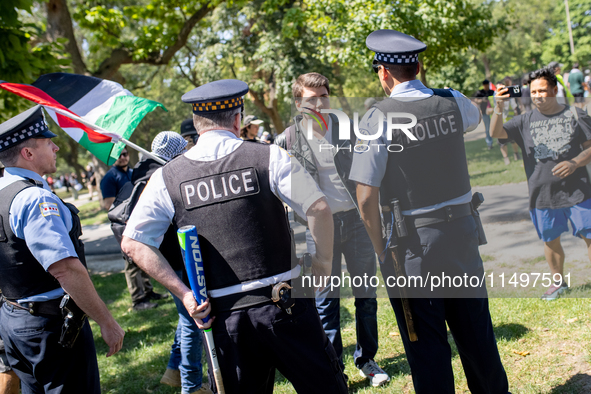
0,26,590,394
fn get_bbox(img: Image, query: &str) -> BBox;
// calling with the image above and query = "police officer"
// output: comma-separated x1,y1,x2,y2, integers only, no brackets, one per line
121,80,348,393
0,106,124,393
350,30,510,393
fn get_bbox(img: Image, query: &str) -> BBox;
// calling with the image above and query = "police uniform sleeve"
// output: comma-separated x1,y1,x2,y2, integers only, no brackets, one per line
268,144,325,219
10,187,78,270
123,167,175,248
348,108,389,187
451,90,481,132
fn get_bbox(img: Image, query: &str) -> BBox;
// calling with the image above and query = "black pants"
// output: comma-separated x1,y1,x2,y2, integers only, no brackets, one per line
123,254,154,304
382,215,509,393
0,302,100,394
207,298,348,394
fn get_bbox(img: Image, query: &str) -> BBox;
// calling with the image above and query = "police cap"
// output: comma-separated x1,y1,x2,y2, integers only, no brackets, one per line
366,29,426,65
182,79,249,115
180,118,197,137
0,106,57,153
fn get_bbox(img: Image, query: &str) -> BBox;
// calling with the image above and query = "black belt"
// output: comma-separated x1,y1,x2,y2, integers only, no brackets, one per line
210,282,291,313
406,203,473,229
4,297,63,317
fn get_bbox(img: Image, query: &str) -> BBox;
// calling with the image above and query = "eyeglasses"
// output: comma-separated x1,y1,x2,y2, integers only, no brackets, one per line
119,152,129,158
372,61,390,74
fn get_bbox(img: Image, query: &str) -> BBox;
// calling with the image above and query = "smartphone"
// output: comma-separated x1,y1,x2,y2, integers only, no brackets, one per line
505,85,522,97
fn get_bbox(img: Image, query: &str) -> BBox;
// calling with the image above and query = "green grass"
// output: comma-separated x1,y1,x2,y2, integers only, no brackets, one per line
78,200,109,226
91,273,591,394
465,139,527,186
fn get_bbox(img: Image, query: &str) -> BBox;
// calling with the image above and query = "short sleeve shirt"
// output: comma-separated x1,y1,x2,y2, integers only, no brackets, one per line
0,168,78,268
504,106,591,209
100,165,133,198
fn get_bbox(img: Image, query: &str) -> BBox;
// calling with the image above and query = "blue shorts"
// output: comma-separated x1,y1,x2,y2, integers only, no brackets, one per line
530,198,591,242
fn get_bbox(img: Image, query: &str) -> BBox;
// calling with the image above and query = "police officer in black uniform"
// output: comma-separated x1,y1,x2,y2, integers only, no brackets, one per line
121,80,348,393
350,30,510,393
0,106,124,393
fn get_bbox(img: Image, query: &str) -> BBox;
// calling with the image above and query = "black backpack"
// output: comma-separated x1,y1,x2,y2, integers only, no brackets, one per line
108,173,151,245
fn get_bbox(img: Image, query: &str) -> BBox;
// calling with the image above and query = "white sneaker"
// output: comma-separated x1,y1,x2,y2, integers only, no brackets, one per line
359,359,390,387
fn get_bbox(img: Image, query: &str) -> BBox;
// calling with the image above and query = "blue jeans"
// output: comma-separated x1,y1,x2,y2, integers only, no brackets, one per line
482,114,493,147
306,209,378,370
168,270,204,393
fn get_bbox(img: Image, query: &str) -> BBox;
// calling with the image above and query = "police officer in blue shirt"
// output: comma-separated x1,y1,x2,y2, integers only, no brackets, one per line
350,30,510,393
121,80,348,393
0,106,124,393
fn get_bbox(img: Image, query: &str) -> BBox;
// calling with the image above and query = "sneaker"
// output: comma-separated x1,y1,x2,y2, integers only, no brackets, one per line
147,291,169,300
132,299,158,311
514,152,521,161
160,368,181,387
359,360,390,387
541,282,568,301
503,157,511,165
190,385,214,394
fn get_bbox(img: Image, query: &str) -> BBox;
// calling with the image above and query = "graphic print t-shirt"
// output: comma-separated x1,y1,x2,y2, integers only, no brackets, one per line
504,106,591,209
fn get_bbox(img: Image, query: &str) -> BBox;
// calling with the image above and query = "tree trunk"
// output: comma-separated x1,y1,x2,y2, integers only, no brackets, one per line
46,0,88,75
482,54,492,80
420,63,428,87
249,91,285,134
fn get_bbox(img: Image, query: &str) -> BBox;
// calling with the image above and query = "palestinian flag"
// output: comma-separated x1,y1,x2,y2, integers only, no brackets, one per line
0,73,166,165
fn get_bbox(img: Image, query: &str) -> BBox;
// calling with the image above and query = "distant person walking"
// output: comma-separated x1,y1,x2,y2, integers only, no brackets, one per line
568,63,585,108
474,79,495,149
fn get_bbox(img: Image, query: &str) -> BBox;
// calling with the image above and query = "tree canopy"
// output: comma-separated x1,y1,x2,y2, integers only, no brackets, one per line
1,0,589,173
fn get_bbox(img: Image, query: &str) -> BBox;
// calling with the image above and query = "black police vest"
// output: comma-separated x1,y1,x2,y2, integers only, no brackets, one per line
375,89,471,210
0,179,86,300
163,142,294,291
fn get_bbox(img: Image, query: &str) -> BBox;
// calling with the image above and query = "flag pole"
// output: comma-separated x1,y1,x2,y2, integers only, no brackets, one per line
47,106,166,165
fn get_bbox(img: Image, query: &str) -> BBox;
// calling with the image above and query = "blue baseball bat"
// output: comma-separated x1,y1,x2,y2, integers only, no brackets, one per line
178,225,225,393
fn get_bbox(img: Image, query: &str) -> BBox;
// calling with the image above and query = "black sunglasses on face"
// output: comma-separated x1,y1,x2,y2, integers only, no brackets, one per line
372,61,390,74
119,151,129,158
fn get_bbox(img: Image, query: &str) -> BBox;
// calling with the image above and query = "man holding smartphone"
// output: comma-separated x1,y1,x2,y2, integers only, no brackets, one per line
491,66,591,301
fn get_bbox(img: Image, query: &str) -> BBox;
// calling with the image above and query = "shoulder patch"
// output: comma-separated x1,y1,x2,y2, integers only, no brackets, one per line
39,202,60,217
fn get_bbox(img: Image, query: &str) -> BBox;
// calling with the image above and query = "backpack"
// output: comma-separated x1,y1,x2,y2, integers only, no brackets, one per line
107,173,151,245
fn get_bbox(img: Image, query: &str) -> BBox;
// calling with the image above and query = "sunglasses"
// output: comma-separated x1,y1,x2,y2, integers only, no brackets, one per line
119,151,129,158
372,61,390,74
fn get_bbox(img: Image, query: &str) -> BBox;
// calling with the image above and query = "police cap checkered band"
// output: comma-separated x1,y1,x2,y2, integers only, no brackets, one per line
191,97,244,114
0,105,57,153
151,131,188,162
182,79,249,114
366,29,426,65
374,52,420,65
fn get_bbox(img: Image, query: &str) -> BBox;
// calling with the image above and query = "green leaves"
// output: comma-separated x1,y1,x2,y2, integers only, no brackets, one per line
0,2,68,119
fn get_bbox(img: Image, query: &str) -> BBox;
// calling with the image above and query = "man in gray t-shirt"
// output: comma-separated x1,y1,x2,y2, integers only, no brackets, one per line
491,66,591,301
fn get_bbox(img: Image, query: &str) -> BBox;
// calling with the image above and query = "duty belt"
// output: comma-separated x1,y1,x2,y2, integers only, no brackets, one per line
406,202,473,229
3,297,63,317
210,281,292,313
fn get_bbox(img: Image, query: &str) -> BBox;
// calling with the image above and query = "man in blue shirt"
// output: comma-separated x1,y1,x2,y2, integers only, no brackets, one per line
0,106,124,393
100,148,133,210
